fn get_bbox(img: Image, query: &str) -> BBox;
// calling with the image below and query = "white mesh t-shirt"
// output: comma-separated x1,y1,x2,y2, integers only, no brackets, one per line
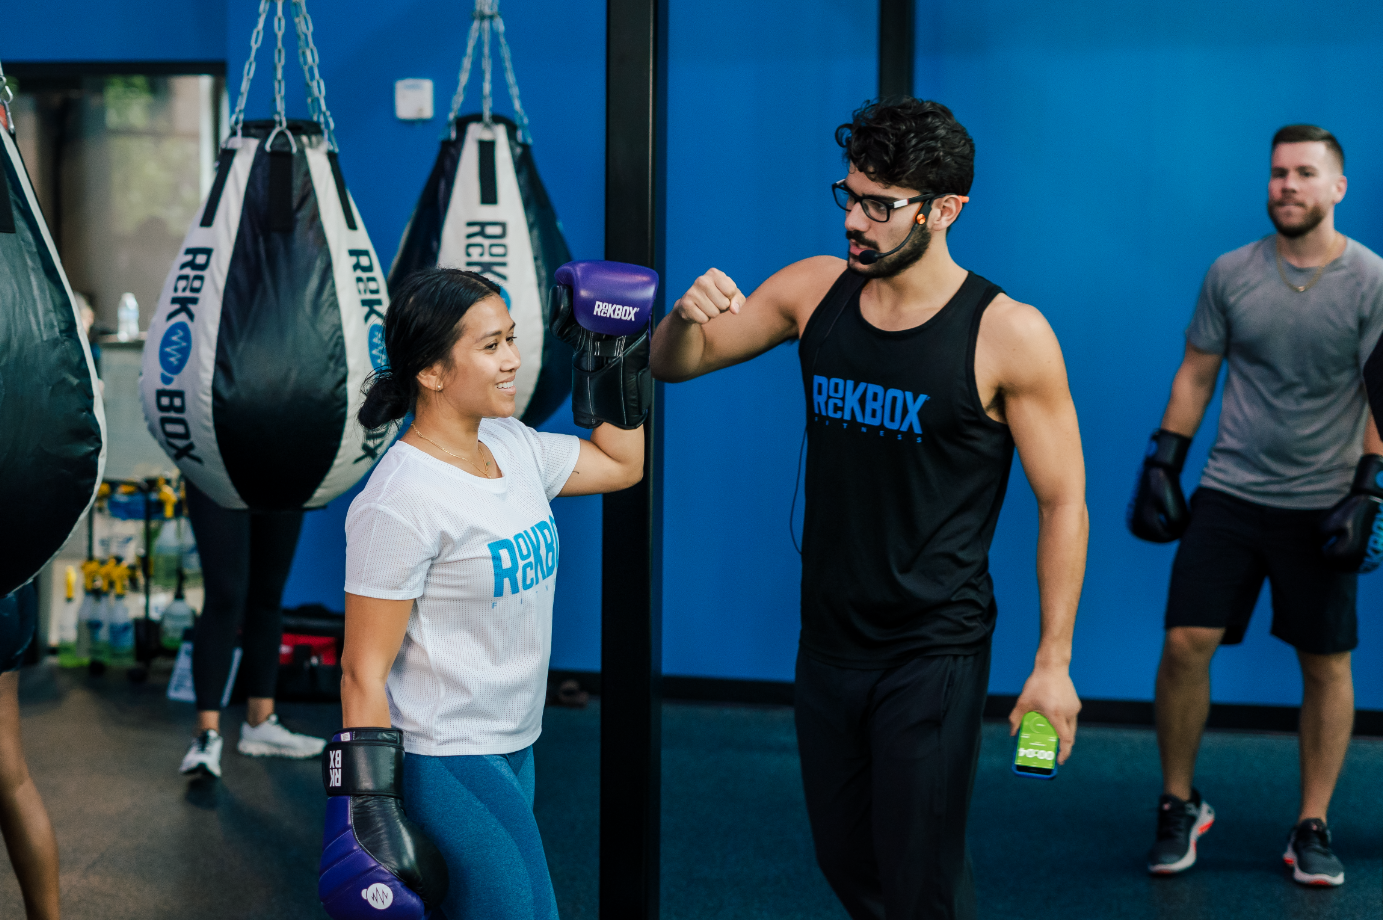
344,416,581,756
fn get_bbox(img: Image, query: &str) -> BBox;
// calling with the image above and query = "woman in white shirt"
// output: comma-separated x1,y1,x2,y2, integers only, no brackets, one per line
328,268,643,920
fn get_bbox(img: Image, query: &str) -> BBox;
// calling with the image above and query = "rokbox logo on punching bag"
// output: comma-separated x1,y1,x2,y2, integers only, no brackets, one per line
152,246,214,464
349,248,389,465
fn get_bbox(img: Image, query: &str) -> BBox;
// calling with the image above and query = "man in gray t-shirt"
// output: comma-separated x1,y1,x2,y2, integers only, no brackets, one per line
1190,236,1383,505
1127,125,1383,888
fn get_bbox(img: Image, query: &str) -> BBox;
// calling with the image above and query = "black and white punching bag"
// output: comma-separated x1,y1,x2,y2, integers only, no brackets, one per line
141,120,388,512
142,1,389,513
0,97,107,595
391,4,573,425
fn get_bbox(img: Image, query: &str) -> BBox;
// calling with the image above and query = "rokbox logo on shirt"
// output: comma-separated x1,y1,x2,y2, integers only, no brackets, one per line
812,375,929,433
593,301,639,321
488,516,560,597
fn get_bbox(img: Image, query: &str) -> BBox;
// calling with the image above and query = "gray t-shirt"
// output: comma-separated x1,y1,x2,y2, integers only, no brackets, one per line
1188,235,1383,509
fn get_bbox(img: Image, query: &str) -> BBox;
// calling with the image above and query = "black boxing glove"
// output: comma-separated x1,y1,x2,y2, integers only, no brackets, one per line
1128,430,1192,543
1320,454,1383,573
548,260,659,429
319,728,448,919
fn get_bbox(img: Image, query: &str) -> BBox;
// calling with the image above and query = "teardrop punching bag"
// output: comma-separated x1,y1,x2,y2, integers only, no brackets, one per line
391,4,573,425
141,3,388,513
0,82,107,597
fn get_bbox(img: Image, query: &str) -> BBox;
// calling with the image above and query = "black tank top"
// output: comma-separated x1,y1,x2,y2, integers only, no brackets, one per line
798,269,1014,667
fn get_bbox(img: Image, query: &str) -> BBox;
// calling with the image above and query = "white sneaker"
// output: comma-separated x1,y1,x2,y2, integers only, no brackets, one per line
180,729,223,778
237,714,326,759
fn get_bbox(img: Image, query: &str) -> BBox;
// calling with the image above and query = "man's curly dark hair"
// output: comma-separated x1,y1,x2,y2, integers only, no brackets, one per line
835,96,974,197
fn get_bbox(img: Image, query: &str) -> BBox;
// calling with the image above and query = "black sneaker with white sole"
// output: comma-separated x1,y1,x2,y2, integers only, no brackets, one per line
1284,818,1344,887
1147,789,1215,874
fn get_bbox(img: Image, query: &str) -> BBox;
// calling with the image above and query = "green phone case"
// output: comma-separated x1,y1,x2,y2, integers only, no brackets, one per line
1012,711,1059,779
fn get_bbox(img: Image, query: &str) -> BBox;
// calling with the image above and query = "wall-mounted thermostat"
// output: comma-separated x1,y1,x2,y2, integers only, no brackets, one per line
395,79,434,121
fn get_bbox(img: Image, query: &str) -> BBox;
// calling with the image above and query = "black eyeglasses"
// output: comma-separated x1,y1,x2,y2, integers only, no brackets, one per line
832,180,935,222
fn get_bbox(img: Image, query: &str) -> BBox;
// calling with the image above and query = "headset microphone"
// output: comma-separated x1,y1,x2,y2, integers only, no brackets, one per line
856,211,927,265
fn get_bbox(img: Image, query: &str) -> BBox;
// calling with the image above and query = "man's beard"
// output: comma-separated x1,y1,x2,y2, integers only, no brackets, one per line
847,222,930,278
1267,198,1327,239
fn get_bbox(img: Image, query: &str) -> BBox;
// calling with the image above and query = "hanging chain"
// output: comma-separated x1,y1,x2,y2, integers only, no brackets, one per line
228,0,339,152
447,0,531,144
493,16,530,143
261,0,298,152
229,0,273,140
292,0,340,152
0,57,14,137
272,1,288,130
480,13,494,126
447,13,484,137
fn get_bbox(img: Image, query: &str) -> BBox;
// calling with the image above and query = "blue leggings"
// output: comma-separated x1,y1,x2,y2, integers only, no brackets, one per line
403,746,559,920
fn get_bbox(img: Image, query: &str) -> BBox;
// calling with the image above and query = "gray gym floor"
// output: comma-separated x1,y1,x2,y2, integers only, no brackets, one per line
1,662,1379,919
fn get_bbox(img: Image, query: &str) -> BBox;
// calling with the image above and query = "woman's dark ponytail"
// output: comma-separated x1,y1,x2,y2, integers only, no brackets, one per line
358,370,411,430
357,268,503,430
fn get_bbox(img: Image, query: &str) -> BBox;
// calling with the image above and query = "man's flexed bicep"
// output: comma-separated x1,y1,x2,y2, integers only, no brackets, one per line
650,256,843,382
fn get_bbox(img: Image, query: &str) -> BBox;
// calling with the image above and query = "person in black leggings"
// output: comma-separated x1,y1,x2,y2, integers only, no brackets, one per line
178,483,325,778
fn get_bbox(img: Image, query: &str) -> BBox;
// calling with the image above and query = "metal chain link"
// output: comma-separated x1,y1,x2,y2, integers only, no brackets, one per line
264,0,297,152
292,0,340,152
480,13,494,126
229,0,273,139
447,0,531,144
447,13,484,136
493,16,530,143
292,5,322,128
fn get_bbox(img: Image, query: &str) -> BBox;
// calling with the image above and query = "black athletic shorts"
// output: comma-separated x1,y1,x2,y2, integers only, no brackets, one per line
1165,487,1357,654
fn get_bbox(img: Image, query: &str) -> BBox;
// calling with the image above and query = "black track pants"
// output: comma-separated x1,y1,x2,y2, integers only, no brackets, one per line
794,644,990,920
186,483,303,712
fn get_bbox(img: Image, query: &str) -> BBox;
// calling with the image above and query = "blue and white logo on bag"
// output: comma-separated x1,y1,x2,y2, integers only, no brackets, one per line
368,325,387,371
158,321,192,385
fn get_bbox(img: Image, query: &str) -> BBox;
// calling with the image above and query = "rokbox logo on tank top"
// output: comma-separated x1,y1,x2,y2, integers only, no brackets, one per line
812,375,930,440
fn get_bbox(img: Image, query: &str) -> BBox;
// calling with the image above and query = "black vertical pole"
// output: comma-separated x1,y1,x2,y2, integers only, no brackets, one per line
878,0,915,98
601,0,666,918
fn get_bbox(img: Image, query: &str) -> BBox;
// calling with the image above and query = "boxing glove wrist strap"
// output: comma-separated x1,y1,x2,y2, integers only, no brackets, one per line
1350,453,1383,499
323,728,403,798
1147,429,1192,471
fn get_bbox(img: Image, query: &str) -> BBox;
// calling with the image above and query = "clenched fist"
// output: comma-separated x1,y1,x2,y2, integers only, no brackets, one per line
673,268,746,324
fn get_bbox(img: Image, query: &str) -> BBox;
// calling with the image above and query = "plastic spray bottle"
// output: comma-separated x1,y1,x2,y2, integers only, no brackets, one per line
161,568,195,651
58,564,89,668
107,563,135,667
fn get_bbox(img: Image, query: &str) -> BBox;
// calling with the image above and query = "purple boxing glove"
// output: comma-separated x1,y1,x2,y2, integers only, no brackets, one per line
549,260,659,429
319,729,448,919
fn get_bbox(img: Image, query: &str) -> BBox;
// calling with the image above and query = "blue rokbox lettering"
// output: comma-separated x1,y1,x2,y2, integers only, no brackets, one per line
813,376,928,433
488,516,560,597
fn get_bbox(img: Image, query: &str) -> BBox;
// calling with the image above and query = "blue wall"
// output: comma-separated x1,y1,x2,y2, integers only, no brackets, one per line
660,0,877,681
7,0,1382,707
916,0,1383,708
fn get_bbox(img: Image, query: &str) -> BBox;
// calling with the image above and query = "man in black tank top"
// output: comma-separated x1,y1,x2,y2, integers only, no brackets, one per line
651,98,1088,920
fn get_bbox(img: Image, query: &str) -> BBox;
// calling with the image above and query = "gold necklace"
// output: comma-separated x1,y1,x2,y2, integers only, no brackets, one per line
1276,234,1344,293
412,426,493,478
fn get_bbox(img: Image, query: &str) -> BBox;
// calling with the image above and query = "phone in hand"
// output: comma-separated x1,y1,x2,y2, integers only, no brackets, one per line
1012,710,1059,779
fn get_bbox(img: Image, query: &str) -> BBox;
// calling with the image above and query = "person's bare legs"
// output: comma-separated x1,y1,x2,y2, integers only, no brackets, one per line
0,671,59,920
196,697,275,733
1297,650,1353,824
1155,626,1224,799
